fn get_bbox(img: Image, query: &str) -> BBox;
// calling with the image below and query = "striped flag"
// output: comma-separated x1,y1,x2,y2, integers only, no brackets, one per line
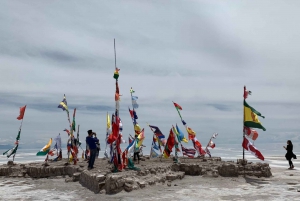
58,94,68,112
181,144,196,158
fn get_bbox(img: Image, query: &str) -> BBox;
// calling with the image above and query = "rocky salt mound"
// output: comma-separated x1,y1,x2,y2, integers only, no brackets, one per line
0,156,272,194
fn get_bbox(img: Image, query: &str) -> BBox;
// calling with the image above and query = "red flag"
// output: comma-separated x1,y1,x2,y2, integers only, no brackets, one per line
192,137,206,156
163,128,176,157
107,116,120,144
209,140,215,148
242,137,264,161
17,105,26,120
173,102,182,110
243,126,258,141
243,86,251,99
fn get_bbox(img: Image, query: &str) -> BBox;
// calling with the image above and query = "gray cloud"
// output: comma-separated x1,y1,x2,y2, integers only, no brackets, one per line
0,1,300,150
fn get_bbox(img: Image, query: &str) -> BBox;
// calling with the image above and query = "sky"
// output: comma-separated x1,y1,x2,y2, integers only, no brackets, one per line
0,1,300,151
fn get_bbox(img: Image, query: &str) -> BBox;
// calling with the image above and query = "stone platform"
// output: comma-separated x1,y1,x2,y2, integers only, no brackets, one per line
0,156,272,194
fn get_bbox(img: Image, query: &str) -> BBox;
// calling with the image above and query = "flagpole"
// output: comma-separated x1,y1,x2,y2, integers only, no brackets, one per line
13,105,26,162
243,86,245,161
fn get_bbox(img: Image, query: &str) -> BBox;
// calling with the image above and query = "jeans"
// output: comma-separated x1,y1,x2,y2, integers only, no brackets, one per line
89,149,97,168
134,152,140,161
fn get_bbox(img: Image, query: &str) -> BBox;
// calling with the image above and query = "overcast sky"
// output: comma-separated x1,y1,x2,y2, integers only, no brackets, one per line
0,1,300,150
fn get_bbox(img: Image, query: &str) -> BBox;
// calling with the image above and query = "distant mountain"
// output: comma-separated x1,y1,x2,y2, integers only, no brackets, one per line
0,145,13,150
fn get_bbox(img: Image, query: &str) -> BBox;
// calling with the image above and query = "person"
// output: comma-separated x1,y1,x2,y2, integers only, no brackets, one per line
86,130,99,169
284,140,297,169
133,133,140,163
94,132,101,158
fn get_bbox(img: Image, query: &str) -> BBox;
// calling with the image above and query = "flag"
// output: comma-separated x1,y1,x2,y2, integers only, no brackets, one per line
129,108,138,125
54,134,62,151
132,96,139,109
149,125,166,145
244,126,259,141
63,129,70,135
136,129,145,148
150,148,159,158
115,81,120,101
36,138,52,156
58,94,68,112
192,137,206,156
176,124,188,143
243,86,252,99
173,102,182,110
212,133,218,139
107,113,111,129
113,67,120,80
172,125,181,152
163,128,175,158
17,105,26,120
208,140,215,148
130,87,135,93
242,137,264,161
186,126,196,140
71,108,76,132
3,145,19,158
244,100,266,131
205,147,211,157
181,144,196,158
107,116,120,144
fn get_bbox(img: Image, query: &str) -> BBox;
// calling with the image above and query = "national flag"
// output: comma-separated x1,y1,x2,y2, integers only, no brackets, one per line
208,140,215,148
192,137,206,156
176,124,188,143
212,133,218,139
163,128,175,158
136,129,145,148
243,126,259,141
107,116,120,144
172,125,181,152
113,67,120,80
3,145,19,158
244,100,266,131
54,134,62,151
134,124,142,135
36,138,52,156
205,147,211,157
115,81,120,101
243,86,252,99
242,137,264,161
71,108,76,132
58,94,68,112
173,102,182,110
150,148,159,158
130,87,135,93
17,105,26,120
181,144,196,158
186,126,196,140
131,96,139,109
129,137,133,144
63,129,70,135
129,108,138,125
149,125,166,145
127,139,136,156
107,113,111,129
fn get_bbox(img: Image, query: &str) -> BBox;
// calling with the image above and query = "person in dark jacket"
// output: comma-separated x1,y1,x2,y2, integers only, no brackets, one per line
284,140,296,169
86,130,99,169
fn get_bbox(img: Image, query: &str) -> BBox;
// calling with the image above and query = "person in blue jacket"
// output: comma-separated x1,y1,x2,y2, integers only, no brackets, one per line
86,130,99,169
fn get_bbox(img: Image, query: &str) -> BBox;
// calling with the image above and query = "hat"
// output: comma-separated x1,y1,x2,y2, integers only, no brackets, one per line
87,130,93,134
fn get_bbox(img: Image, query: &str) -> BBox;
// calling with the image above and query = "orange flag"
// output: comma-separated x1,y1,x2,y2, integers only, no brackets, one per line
17,105,26,120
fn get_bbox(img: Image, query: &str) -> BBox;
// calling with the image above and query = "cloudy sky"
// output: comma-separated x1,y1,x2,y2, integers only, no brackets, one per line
0,1,300,150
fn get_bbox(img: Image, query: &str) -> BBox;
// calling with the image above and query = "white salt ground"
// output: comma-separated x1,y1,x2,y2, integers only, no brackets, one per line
0,166,300,201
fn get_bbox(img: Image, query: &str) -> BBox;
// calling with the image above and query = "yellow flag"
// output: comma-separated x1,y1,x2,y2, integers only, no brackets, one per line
107,113,111,129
